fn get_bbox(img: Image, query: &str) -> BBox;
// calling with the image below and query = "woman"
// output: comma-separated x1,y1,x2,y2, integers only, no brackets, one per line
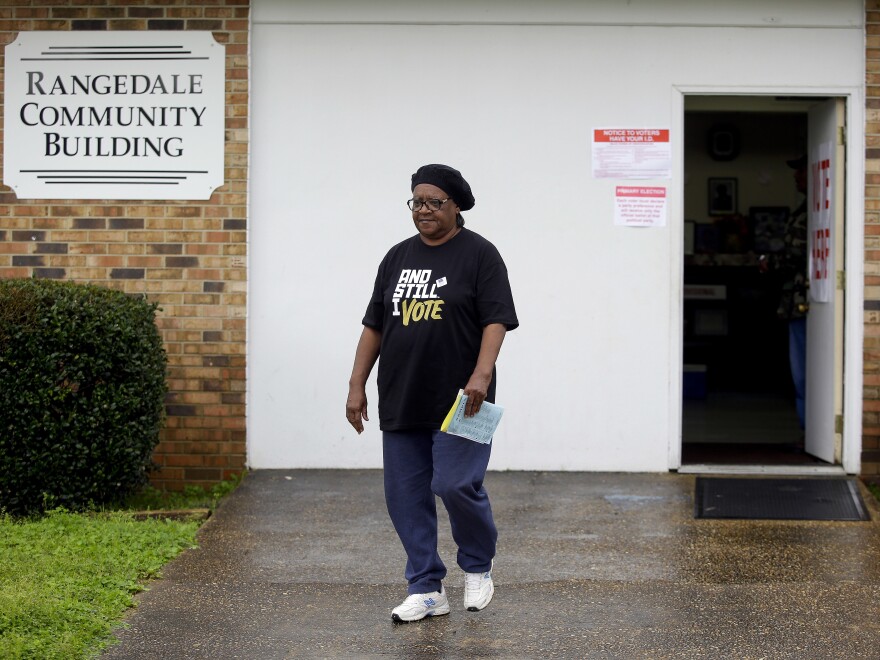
346,164,518,622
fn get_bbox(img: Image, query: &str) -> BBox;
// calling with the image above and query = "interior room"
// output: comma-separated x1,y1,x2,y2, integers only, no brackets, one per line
681,96,828,467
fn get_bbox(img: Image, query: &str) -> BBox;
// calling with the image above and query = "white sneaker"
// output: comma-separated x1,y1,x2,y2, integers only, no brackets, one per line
391,586,450,622
464,563,494,611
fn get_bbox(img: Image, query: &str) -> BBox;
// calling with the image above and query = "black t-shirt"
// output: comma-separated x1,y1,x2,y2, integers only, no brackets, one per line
362,228,519,431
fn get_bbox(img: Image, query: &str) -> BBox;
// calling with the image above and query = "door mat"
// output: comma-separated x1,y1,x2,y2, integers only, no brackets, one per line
694,477,870,521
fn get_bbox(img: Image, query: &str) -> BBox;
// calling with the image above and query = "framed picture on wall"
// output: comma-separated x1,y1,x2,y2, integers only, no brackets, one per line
694,223,719,254
708,177,737,215
751,206,789,253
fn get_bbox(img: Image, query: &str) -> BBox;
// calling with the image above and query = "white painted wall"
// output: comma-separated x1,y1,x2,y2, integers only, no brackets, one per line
248,1,864,470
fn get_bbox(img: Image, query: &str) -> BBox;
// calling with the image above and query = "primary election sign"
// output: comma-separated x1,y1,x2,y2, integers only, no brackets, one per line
4,32,225,200
614,186,667,227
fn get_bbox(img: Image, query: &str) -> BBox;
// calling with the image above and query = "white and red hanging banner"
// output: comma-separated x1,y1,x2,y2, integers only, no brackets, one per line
809,141,833,303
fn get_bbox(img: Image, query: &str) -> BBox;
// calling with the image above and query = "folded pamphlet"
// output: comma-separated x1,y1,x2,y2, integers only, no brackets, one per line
440,389,504,444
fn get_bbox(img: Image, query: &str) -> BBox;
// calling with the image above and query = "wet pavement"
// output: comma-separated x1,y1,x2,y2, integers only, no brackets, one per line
103,470,880,659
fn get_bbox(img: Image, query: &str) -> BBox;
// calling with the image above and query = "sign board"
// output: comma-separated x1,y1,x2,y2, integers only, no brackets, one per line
683,284,726,300
809,141,833,303
592,128,671,179
614,186,667,227
4,32,225,200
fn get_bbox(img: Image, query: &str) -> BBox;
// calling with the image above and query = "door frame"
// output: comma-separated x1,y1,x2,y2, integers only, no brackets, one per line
669,85,864,474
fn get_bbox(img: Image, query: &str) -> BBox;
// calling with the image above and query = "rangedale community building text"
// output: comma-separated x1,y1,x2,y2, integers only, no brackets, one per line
22,71,208,159
1,1,879,488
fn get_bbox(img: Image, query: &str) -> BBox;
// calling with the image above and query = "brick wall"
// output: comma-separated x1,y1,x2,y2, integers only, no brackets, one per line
866,1,880,476
0,1,249,490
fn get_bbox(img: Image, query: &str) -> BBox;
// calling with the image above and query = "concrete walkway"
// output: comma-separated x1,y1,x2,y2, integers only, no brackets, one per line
103,470,880,659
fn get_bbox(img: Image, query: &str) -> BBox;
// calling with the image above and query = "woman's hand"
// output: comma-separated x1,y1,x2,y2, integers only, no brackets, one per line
462,323,507,417
346,326,381,434
346,386,369,434
463,372,491,417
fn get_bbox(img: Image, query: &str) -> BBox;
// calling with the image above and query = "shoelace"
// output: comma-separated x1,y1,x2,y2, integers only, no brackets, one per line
465,573,484,598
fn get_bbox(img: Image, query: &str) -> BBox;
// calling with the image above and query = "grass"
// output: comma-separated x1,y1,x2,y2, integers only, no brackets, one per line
116,472,244,512
0,474,243,659
866,479,880,503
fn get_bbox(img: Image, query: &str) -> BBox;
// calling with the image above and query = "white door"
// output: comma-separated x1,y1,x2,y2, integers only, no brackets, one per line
805,98,846,463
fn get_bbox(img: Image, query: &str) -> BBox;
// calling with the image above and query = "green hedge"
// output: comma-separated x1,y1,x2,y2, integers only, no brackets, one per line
0,279,167,515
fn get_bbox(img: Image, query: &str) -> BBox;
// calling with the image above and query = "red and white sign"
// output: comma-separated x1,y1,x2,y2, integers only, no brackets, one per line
614,186,667,227
809,141,833,303
593,128,671,179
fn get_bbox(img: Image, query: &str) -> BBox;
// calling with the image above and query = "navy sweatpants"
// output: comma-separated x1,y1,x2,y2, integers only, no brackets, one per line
383,429,497,595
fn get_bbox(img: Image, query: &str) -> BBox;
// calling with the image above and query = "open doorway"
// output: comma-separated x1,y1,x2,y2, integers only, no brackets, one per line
681,95,844,470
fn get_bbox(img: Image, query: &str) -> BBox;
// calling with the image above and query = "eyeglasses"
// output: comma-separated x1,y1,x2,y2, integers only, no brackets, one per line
407,198,450,212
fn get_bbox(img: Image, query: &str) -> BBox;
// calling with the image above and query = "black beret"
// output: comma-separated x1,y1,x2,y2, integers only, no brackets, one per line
411,164,475,211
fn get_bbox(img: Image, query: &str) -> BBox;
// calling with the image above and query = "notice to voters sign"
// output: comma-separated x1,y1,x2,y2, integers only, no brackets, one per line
592,128,671,179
